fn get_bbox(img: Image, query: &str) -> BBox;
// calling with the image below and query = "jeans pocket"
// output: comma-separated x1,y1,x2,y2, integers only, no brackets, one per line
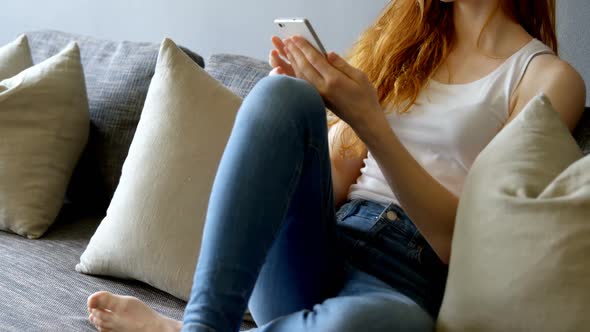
336,199,382,234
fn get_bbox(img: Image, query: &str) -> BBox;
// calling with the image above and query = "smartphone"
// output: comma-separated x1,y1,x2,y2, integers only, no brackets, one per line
274,18,327,55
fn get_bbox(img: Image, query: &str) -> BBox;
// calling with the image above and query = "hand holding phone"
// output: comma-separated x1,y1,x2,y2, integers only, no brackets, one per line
274,18,327,55
269,36,296,76
269,18,326,77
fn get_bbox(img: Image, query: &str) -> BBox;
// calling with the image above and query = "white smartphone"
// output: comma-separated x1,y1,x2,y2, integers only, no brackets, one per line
274,18,327,55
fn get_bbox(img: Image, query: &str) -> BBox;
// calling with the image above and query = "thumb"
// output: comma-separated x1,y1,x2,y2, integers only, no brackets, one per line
328,52,358,80
269,67,283,76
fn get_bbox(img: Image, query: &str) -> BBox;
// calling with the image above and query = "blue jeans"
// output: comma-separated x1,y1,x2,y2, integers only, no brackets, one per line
182,75,447,332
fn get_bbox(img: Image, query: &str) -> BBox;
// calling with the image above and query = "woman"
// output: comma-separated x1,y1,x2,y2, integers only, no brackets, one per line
86,0,586,331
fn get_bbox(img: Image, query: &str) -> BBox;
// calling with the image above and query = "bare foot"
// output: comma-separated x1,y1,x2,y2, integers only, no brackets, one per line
87,291,182,332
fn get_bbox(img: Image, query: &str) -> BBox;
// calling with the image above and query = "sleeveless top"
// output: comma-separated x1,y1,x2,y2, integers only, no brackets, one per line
347,39,554,206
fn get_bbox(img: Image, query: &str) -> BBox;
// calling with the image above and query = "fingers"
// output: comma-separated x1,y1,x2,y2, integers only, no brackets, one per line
269,49,289,69
291,36,339,79
285,39,324,86
268,49,295,77
327,52,364,81
269,67,285,76
271,36,288,58
283,45,303,78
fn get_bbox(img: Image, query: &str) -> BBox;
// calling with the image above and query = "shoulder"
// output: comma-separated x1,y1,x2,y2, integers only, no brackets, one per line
527,54,585,96
511,53,586,131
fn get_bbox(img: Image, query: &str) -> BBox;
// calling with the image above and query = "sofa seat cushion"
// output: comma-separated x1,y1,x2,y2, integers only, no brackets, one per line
25,30,205,212
0,213,186,331
0,207,256,331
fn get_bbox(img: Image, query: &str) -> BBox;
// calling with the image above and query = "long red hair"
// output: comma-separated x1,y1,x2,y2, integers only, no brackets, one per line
328,0,557,159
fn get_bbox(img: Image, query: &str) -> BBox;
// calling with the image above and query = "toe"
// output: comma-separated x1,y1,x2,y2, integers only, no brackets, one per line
88,291,121,311
92,308,115,330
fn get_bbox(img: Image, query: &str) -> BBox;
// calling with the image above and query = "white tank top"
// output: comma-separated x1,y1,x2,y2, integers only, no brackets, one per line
347,39,554,207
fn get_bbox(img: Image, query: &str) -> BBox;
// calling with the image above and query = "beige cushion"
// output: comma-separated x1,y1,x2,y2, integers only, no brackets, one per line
76,38,241,300
437,94,590,332
0,42,89,239
0,35,33,80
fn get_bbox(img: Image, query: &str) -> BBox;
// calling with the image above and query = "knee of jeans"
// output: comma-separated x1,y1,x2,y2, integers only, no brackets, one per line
315,296,434,332
246,75,327,128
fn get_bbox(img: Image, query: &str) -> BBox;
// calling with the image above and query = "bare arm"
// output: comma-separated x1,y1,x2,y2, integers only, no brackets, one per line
356,55,586,265
355,118,458,264
281,35,459,263
508,55,586,131
277,35,586,265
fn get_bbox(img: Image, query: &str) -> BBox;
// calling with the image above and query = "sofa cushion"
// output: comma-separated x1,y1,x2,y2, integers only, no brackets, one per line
205,53,270,98
0,34,33,79
0,206,256,331
0,42,89,238
25,30,205,212
77,38,241,301
437,94,590,331
0,215,186,332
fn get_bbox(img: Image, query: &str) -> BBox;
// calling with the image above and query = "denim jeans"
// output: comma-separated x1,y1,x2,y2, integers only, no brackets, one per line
182,75,447,332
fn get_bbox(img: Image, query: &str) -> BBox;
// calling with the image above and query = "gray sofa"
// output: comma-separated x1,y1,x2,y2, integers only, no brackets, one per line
0,30,589,332
0,30,267,332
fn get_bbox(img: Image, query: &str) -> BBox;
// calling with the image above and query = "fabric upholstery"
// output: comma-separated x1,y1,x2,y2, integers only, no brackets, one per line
0,34,32,79
77,39,241,301
437,94,590,332
25,30,205,212
0,42,89,238
205,53,271,98
0,209,253,331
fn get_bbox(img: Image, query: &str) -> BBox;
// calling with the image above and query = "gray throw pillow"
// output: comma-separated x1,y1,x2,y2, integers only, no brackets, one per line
25,30,204,212
205,53,270,98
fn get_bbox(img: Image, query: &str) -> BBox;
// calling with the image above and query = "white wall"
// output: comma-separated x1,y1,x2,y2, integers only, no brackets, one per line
1,1,587,104
557,0,590,106
0,0,388,61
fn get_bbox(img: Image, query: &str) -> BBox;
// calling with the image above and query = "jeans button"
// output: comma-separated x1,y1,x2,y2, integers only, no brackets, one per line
386,211,398,221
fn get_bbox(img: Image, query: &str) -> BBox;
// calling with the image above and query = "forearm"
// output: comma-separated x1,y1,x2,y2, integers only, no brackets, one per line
355,112,457,263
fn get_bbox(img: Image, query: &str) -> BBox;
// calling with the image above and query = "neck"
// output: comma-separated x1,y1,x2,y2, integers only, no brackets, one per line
451,0,515,52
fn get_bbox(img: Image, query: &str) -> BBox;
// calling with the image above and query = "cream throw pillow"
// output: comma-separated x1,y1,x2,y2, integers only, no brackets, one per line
0,42,89,238
437,94,590,332
76,38,241,300
0,34,33,79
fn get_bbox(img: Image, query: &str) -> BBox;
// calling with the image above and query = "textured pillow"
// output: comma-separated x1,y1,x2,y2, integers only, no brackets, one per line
437,94,590,332
205,53,270,98
76,39,241,300
0,35,33,79
0,42,89,238
26,30,205,212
